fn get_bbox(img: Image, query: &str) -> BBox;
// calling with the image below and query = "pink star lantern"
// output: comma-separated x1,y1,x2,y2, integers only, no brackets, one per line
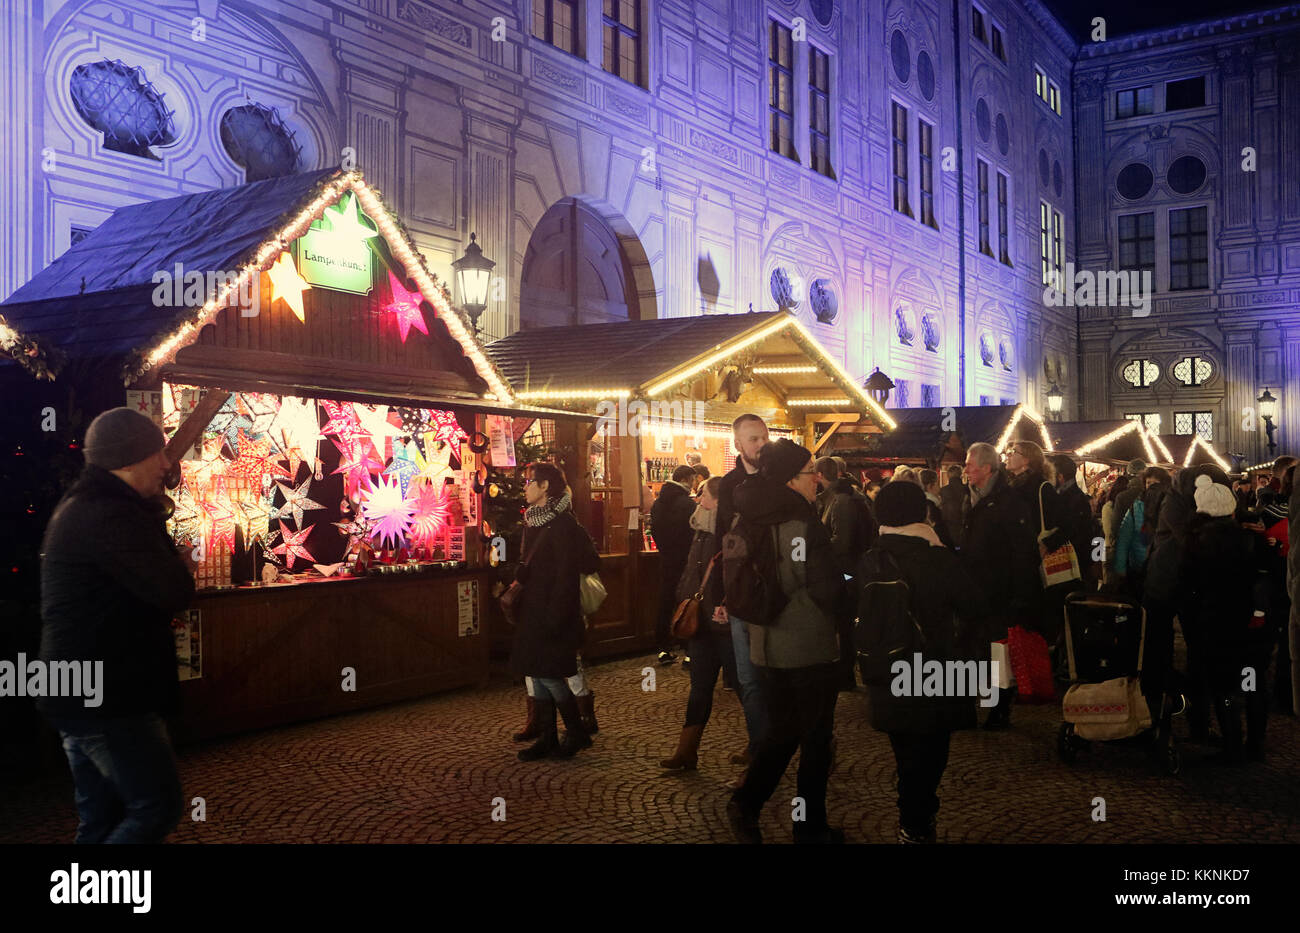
426,409,469,450
332,436,385,500
385,271,428,343
362,474,416,550
408,483,451,549
271,519,316,570
320,401,366,448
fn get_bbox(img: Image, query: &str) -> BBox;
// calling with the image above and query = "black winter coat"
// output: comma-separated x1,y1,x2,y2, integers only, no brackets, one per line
1053,480,1097,573
1179,513,1257,691
939,481,967,549
676,524,721,631
508,510,601,679
820,477,877,575
858,534,990,734
960,470,1038,640
650,481,695,585
1143,465,1232,610
38,466,196,721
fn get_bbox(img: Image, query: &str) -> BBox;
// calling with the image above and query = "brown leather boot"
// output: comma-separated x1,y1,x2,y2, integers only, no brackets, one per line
512,696,540,742
576,691,598,734
659,724,704,770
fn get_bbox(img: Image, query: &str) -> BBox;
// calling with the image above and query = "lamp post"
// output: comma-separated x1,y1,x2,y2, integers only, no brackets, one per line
452,232,495,334
1258,387,1278,457
864,368,895,407
1046,382,1064,423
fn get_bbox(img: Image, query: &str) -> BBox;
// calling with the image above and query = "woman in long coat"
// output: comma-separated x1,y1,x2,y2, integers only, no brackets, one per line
508,462,601,761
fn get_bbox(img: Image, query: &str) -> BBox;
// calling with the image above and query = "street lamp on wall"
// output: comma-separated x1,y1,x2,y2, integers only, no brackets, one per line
1258,387,1278,456
452,232,495,333
1046,382,1064,423
864,368,895,407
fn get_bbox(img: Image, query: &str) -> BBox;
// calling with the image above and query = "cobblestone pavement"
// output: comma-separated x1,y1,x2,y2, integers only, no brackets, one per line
3,654,1298,844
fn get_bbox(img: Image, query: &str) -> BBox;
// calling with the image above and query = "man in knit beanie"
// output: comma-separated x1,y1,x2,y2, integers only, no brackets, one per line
38,406,194,843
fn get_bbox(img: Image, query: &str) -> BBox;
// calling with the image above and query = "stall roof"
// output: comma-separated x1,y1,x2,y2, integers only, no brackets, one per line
831,404,1049,462
0,169,513,398
485,311,896,431
1050,419,1153,464
1150,433,1232,471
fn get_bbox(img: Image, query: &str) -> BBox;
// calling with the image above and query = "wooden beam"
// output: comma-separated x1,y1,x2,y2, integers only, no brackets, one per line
812,420,843,455
165,388,230,462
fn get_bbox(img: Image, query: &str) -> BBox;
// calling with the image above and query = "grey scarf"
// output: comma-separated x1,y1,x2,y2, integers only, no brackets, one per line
524,488,573,527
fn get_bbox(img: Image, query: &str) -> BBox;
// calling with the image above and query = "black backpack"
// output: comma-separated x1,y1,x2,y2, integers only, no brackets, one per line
721,515,789,626
854,547,925,684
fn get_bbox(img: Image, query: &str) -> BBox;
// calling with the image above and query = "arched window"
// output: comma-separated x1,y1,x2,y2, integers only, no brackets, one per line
220,104,301,181
1122,358,1160,388
1172,356,1212,387
70,59,177,160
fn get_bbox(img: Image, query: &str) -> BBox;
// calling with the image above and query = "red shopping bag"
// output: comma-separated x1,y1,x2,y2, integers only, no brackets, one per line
1006,625,1056,703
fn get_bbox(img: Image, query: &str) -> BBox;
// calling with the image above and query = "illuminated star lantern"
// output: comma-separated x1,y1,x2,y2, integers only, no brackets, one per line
426,409,469,451
207,397,254,454
225,431,292,482
353,403,403,459
408,483,451,549
271,519,316,570
267,251,310,323
332,436,385,500
322,192,379,248
382,446,420,498
271,396,324,476
271,477,327,527
168,484,205,545
320,401,368,449
236,493,274,543
238,392,280,439
201,482,239,553
411,437,454,487
384,271,428,343
361,474,416,551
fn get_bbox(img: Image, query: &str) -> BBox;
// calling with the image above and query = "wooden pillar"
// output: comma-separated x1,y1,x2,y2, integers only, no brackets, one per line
553,418,592,530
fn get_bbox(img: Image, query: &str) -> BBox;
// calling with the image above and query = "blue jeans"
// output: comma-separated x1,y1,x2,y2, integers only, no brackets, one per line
729,615,768,752
531,677,575,703
50,714,184,844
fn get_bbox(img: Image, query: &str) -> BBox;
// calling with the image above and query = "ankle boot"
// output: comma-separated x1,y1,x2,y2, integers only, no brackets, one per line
576,691,598,734
1211,696,1243,764
553,695,592,758
512,695,540,742
983,687,1013,729
660,724,705,770
517,699,558,761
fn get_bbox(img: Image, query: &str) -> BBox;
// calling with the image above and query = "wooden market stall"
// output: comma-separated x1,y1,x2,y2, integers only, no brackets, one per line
485,311,895,659
0,168,594,741
1148,432,1233,472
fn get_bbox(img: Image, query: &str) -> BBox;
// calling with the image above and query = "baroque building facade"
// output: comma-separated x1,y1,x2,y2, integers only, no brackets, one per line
1074,7,1300,463
1,0,1294,439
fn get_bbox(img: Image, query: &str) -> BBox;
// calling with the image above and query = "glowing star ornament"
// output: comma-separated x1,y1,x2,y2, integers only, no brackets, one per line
201,483,239,554
426,409,469,449
225,431,292,482
353,403,403,453
408,483,451,549
382,449,420,498
271,519,316,570
236,493,274,543
320,401,367,448
267,251,311,323
271,477,327,527
411,437,454,487
361,474,416,550
384,271,428,343
323,192,379,247
332,436,385,499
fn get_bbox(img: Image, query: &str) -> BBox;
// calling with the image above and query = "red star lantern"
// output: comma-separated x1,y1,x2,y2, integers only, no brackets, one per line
384,270,428,343
271,519,316,570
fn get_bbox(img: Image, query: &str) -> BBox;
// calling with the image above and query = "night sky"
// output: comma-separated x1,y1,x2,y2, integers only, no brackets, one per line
1040,0,1291,43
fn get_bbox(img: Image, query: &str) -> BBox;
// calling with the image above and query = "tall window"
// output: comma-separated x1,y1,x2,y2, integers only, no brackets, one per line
602,0,642,85
892,101,911,216
1040,201,1052,286
1052,207,1064,285
769,21,796,161
1169,206,1209,291
533,0,578,55
1118,213,1156,276
922,384,940,407
977,159,992,256
991,24,1005,61
919,118,936,228
1116,86,1154,119
1035,67,1060,114
1174,411,1214,440
997,171,1010,264
972,6,987,44
1125,412,1162,433
809,46,832,177
1049,83,1060,114
1165,76,1206,111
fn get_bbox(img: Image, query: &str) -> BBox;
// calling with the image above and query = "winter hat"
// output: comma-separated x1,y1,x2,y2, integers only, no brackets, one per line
875,478,928,527
83,407,166,470
1126,458,1148,476
759,438,813,485
1193,473,1236,518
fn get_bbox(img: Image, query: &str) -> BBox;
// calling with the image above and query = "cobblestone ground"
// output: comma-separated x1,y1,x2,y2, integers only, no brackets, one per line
3,654,1298,844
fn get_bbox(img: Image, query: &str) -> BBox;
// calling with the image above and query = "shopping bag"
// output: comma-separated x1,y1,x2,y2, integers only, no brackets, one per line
1038,482,1081,587
1006,625,1055,702
1062,676,1150,740
990,640,1015,689
579,572,607,617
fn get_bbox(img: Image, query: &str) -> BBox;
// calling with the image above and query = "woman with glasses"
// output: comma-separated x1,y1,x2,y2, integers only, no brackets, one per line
508,462,602,761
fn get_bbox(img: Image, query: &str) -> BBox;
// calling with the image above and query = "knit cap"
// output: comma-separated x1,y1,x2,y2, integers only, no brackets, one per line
1193,473,1236,518
875,478,928,527
759,438,813,484
83,407,166,470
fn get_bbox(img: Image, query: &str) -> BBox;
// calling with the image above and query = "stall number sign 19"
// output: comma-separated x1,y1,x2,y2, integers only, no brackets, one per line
294,218,374,296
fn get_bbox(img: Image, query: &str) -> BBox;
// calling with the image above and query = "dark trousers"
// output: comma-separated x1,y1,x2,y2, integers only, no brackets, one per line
685,625,738,727
656,571,685,651
1142,602,1178,719
733,663,838,833
887,731,952,835
48,714,184,844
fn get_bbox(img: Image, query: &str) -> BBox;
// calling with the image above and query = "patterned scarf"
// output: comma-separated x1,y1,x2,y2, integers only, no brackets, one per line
524,488,572,527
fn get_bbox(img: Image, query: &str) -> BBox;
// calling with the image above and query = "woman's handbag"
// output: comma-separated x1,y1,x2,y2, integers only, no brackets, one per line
1038,482,1082,588
579,572,607,617
670,553,719,641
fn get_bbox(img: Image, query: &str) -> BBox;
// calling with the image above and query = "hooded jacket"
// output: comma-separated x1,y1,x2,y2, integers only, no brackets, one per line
38,465,196,721
733,476,844,669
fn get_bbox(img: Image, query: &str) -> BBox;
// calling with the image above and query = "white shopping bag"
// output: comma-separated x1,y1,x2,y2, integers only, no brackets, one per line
991,641,1015,689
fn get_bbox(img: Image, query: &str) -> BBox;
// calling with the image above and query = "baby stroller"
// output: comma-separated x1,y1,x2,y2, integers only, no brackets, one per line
1056,592,1182,775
